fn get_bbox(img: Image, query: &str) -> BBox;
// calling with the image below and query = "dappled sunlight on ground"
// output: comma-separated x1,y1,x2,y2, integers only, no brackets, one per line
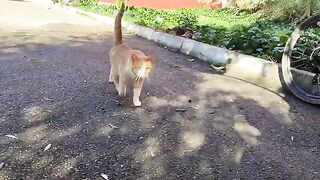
196,72,293,125
181,130,205,152
19,124,48,144
23,105,54,123
94,123,115,138
233,115,261,146
144,74,266,168
133,136,165,178
51,126,82,142
52,157,78,178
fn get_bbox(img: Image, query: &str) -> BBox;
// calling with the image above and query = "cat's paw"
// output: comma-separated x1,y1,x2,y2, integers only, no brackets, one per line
117,91,122,96
118,91,127,97
133,100,141,107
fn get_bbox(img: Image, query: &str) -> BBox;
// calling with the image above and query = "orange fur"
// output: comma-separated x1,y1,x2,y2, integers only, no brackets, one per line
109,1,155,107
114,1,125,45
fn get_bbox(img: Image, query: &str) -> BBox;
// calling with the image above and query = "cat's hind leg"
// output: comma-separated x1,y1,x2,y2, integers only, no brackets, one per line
109,66,114,83
118,76,127,97
112,73,122,96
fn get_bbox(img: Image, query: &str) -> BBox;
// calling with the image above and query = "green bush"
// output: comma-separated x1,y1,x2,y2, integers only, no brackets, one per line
176,9,198,28
194,21,293,61
127,7,175,28
79,0,98,6
231,0,270,10
232,0,320,22
74,3,320,63
262,0,320,21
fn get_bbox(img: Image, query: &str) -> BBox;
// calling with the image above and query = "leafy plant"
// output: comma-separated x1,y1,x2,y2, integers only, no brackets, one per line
79,0,98,6
74,3,320,63
231,0,270,10
231,0,320,22
176,9,198,28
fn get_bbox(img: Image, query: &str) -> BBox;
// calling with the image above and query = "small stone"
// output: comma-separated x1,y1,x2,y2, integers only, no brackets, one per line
101,173,109,180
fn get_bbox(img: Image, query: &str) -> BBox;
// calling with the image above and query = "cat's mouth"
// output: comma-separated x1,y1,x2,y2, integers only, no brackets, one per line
132,75,143,80
132,69,149,80
132,74,148,80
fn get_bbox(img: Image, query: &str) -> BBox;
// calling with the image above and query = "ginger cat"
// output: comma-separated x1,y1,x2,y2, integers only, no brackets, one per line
109,2,154,107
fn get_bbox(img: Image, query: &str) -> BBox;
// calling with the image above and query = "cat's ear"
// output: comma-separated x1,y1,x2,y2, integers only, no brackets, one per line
147,56,155,66
131,53,140,63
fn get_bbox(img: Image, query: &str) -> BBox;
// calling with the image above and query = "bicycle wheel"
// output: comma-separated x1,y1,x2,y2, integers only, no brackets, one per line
281,14,320,104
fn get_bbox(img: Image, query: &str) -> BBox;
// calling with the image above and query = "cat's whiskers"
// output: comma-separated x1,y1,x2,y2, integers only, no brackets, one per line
132,74,145,81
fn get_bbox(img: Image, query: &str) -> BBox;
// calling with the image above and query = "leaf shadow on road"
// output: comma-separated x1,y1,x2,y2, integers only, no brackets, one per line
0,30,319,179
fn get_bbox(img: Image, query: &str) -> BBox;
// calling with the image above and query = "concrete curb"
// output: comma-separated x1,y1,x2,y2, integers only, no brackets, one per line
62,5,284,93
225,52,283,93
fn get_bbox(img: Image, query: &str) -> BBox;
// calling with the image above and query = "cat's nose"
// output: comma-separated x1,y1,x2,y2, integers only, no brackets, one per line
137,70,145,77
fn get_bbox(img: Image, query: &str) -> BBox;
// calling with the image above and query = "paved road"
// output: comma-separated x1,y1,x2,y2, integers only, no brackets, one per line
0,0,319,179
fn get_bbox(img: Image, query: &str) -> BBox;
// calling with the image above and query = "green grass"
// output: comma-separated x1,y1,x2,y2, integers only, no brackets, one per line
198,16,252,29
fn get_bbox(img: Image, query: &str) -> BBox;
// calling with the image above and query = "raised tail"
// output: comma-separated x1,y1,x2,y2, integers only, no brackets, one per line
114,2,126,45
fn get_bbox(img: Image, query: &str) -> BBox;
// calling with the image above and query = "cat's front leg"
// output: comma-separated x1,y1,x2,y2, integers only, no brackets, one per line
133,79,144,107
121,84,127,97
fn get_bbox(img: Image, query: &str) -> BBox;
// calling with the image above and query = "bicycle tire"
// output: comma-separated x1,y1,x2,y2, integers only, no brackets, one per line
281,14,320,104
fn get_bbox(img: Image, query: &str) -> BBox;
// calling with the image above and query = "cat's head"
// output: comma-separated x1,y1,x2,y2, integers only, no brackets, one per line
131,53,155,80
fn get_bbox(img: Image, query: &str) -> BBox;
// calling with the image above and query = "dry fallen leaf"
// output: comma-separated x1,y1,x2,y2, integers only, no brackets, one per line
43,97,53,101
210,64,226,72
101,173,109,180
190,106,198,110
5,135,18,139
0,162,4,170
44,144,52,152
108,124,118,129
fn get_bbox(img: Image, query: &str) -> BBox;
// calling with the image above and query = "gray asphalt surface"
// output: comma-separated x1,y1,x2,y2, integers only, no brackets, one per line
0,0,319,179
